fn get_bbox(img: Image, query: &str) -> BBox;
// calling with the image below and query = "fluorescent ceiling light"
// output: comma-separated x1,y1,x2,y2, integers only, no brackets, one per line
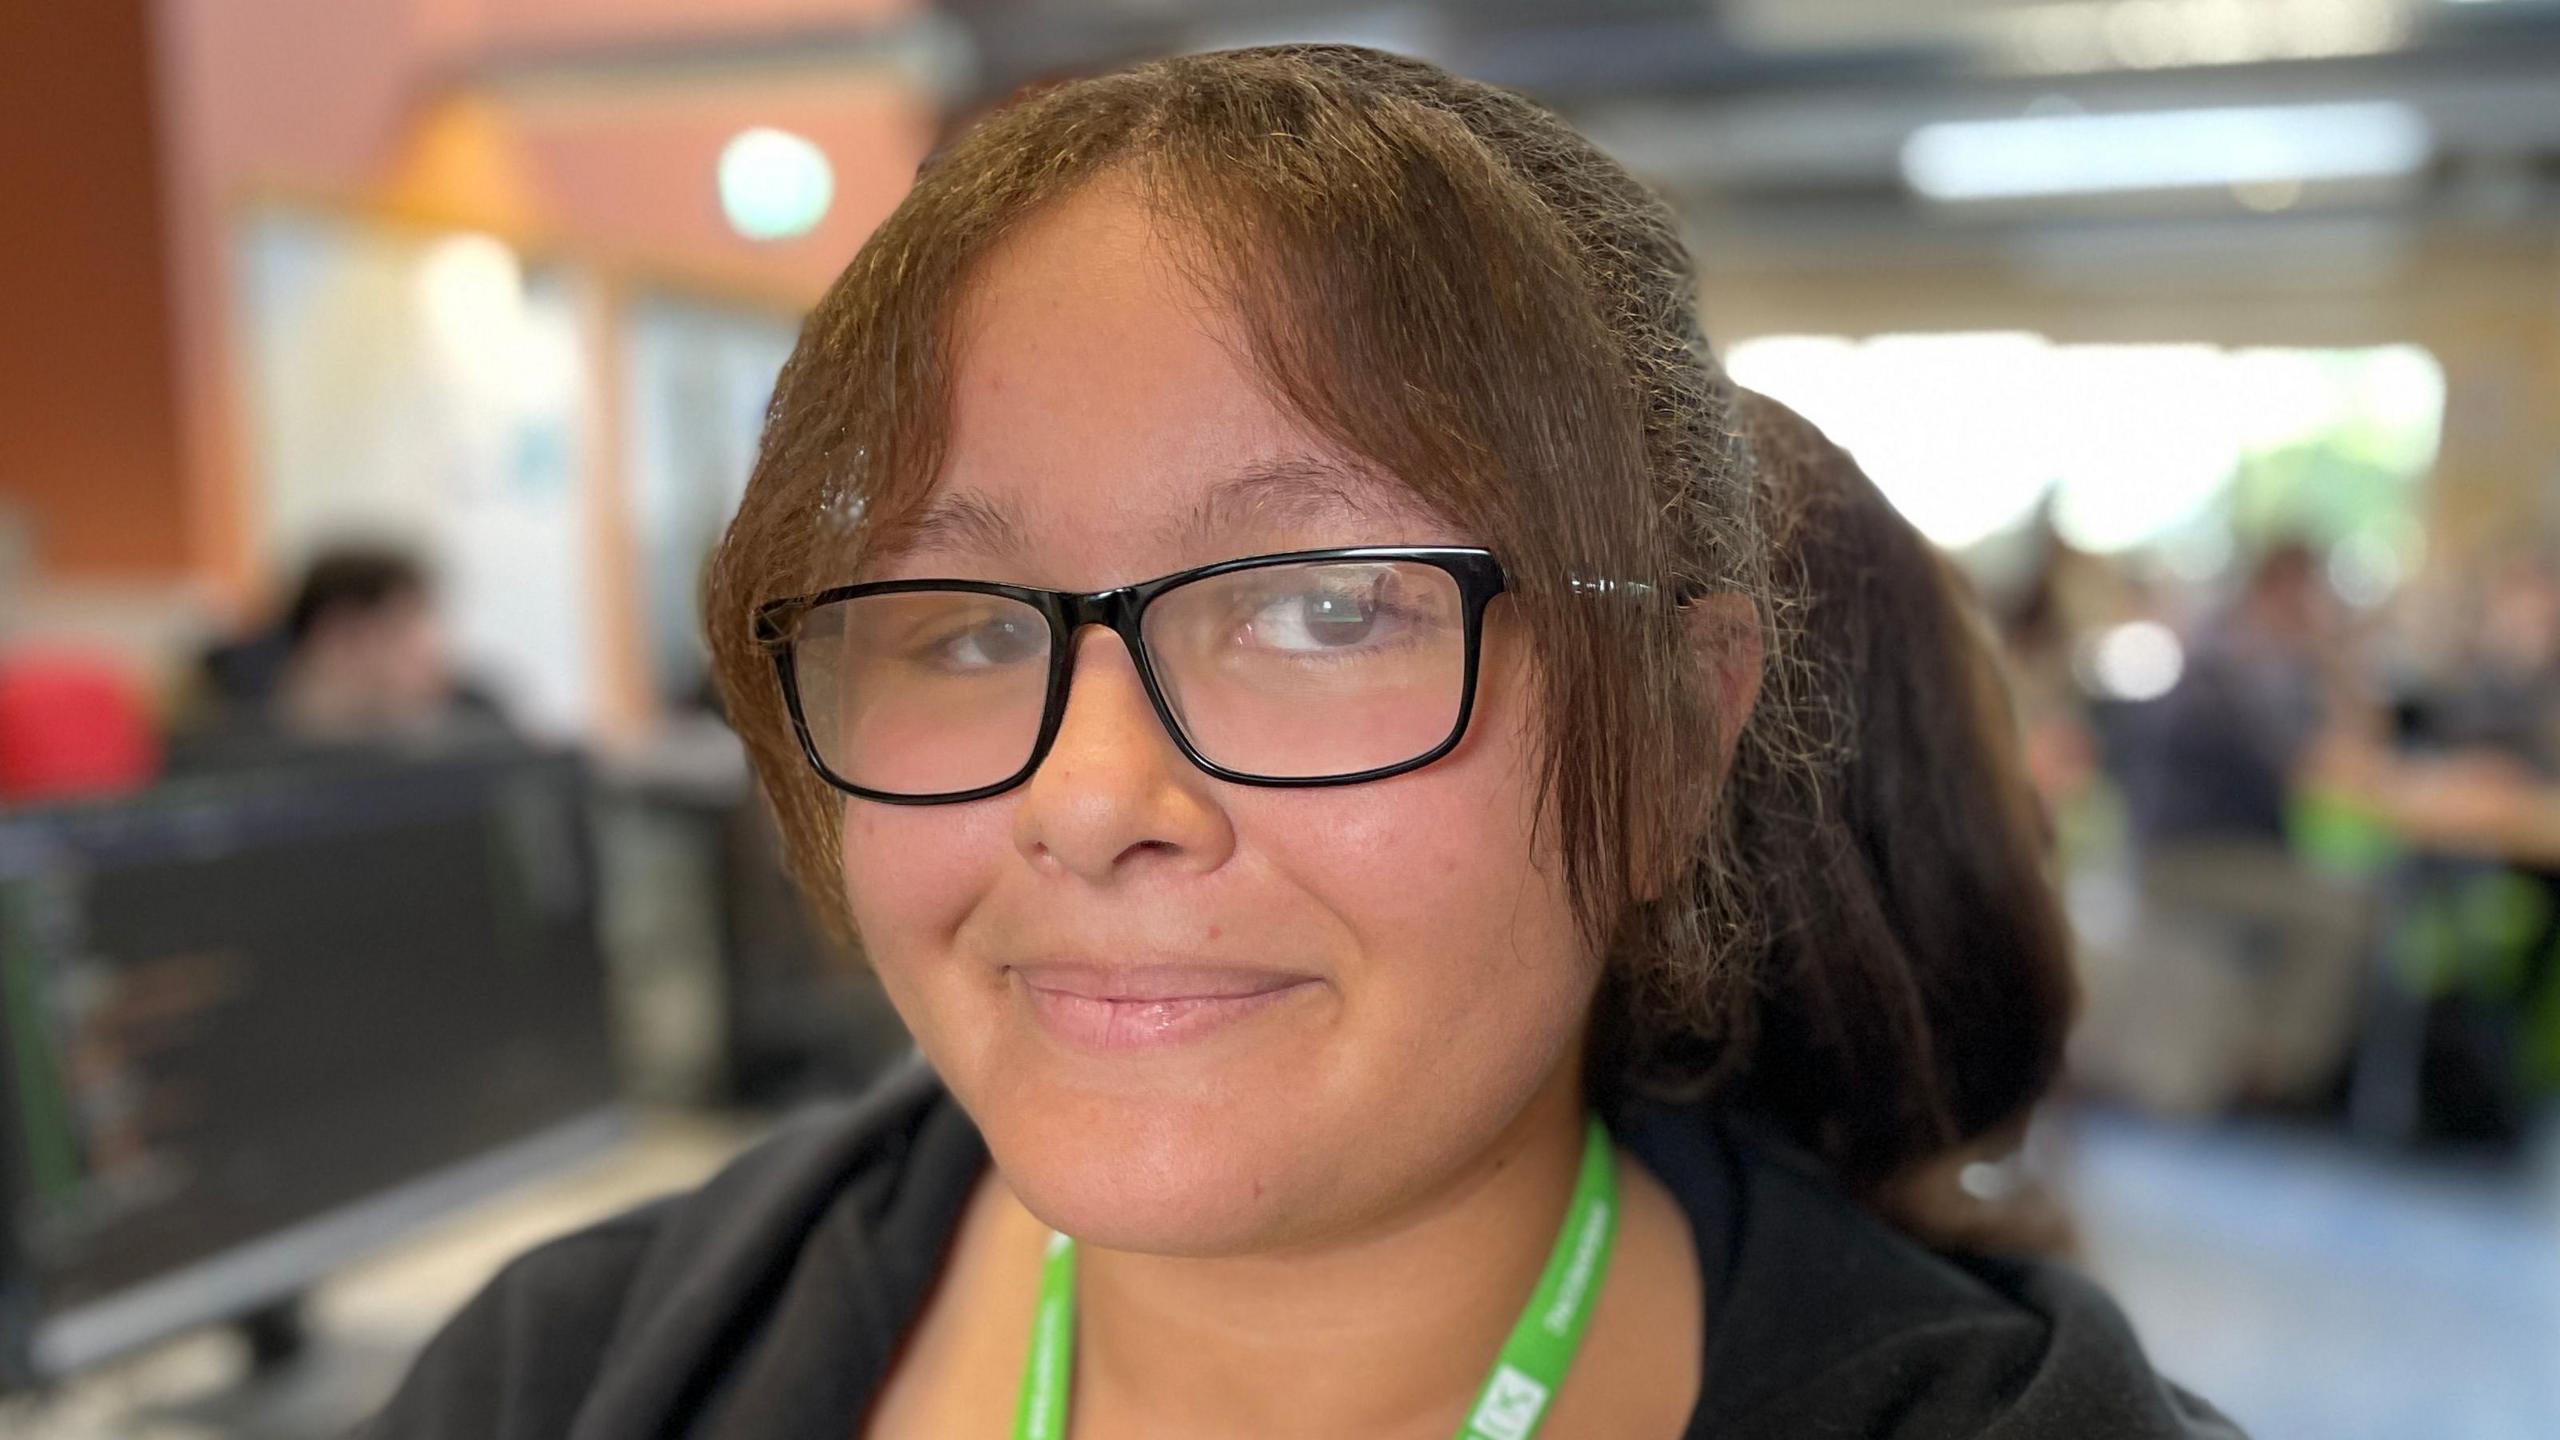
1973,0,2414,75
1902,101,2432,201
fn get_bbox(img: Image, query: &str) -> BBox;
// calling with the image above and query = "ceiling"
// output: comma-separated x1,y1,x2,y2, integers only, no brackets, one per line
938,0,2560,249
456,0,2560,264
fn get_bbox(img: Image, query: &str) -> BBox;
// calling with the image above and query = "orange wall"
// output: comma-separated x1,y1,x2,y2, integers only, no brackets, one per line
0,0,191,579
471,0,914,47
134,0,933,612
509,79,937,300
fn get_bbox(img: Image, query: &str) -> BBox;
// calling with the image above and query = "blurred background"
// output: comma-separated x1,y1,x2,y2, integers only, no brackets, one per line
4,1,2558,1435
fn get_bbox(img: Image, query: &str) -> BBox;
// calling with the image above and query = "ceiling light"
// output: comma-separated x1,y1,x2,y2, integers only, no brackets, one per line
718,128,834,242
1902,101,2432,202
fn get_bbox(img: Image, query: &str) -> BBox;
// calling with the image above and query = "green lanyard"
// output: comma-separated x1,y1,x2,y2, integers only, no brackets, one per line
1010,1113,1618,1440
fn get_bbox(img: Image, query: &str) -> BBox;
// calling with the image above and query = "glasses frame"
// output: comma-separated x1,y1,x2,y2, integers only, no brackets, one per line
752,545,1510,805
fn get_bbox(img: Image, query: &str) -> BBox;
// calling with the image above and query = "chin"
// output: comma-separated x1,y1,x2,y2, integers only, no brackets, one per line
961,1063,1352,1257
907,977,1575,1258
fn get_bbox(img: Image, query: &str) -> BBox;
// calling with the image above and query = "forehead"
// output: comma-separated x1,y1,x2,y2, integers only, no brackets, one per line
897,178,1453,581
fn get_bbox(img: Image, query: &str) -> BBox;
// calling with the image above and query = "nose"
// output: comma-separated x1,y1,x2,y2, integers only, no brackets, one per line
1010,628,1235,884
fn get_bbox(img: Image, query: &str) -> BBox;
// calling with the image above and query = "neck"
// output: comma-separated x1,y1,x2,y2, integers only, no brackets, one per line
1063,1063,1592,1440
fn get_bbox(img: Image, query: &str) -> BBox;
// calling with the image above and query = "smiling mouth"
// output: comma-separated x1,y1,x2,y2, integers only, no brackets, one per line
1009,963,1319,1051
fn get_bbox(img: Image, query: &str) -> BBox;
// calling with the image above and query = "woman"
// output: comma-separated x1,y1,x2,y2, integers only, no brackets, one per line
364,45,2235,1439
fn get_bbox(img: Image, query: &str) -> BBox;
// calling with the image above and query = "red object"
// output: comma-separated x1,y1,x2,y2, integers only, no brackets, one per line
0,651,161,803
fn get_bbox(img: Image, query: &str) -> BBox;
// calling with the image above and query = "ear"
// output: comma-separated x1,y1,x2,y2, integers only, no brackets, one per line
1687,591,1765,787
1632,592,1765,904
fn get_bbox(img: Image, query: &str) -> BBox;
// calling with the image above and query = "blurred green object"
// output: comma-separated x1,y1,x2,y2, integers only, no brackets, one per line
2291,786,2560,1093
2393,870,2542,995
2289,784,2404,879
2385,863,2560,1093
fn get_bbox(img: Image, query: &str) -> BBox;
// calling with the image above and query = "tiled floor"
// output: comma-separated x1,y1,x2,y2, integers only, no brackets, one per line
12,1103,2553,1438
2066,1104,2560,1440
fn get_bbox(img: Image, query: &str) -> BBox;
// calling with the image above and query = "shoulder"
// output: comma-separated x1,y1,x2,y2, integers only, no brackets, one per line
351,1205,666,1440
359,1055,981,1440
1698,1125,2245,1439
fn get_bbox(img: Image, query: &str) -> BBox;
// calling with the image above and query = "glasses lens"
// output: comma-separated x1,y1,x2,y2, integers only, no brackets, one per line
1141,559,1470,780
790,590,1052,796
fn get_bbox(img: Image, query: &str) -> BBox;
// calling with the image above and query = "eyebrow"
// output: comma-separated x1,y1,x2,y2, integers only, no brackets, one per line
870,455,1429,570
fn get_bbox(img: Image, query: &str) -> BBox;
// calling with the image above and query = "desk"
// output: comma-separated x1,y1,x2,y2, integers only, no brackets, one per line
0,1110,763,1440
2316,761,2560,1144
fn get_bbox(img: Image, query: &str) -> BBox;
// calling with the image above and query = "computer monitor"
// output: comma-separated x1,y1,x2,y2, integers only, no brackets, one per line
0,746,621,1385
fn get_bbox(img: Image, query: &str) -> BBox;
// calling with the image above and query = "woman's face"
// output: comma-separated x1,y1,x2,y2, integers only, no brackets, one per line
839,178,1599,1257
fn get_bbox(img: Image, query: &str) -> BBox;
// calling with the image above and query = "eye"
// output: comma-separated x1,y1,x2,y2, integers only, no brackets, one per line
922,613,1045,670
1242,574,1404,653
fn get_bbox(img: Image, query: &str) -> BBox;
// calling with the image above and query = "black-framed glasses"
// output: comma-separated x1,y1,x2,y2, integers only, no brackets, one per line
752,546,1509,804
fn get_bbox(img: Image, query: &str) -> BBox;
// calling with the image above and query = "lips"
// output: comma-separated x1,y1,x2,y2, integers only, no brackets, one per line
1011,961,1312,1003
1009,960,1319,1051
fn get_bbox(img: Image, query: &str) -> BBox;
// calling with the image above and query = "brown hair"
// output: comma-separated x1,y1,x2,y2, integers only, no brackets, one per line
1710,392,2078,1203
706,45,2072,1217
285,545,430,648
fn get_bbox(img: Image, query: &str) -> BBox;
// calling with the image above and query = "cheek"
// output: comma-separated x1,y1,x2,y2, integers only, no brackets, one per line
1265,680,1590,1049
837,800,1006,983
1286,787,1530,946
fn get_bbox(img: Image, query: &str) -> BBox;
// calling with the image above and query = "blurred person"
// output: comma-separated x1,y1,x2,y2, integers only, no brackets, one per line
2423,555,2560,775
276,546,458,737
1991,528,2095,810
362,47,2230,1439
2127,543,2341,850
2117,542,2374,1112
1989,524,2148,850
169,545,512,771
2347,555,2560,1138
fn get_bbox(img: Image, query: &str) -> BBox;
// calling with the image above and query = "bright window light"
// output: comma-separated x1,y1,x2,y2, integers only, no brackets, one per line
1901,101,2433,201
1729,332,2065,548
1725,335,2445,557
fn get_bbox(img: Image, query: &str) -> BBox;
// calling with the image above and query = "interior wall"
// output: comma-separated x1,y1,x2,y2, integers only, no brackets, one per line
144,0,935,616
0,0,190,580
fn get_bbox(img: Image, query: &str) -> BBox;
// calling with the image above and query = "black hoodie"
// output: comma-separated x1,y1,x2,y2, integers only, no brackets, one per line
356,1055,2242,1439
